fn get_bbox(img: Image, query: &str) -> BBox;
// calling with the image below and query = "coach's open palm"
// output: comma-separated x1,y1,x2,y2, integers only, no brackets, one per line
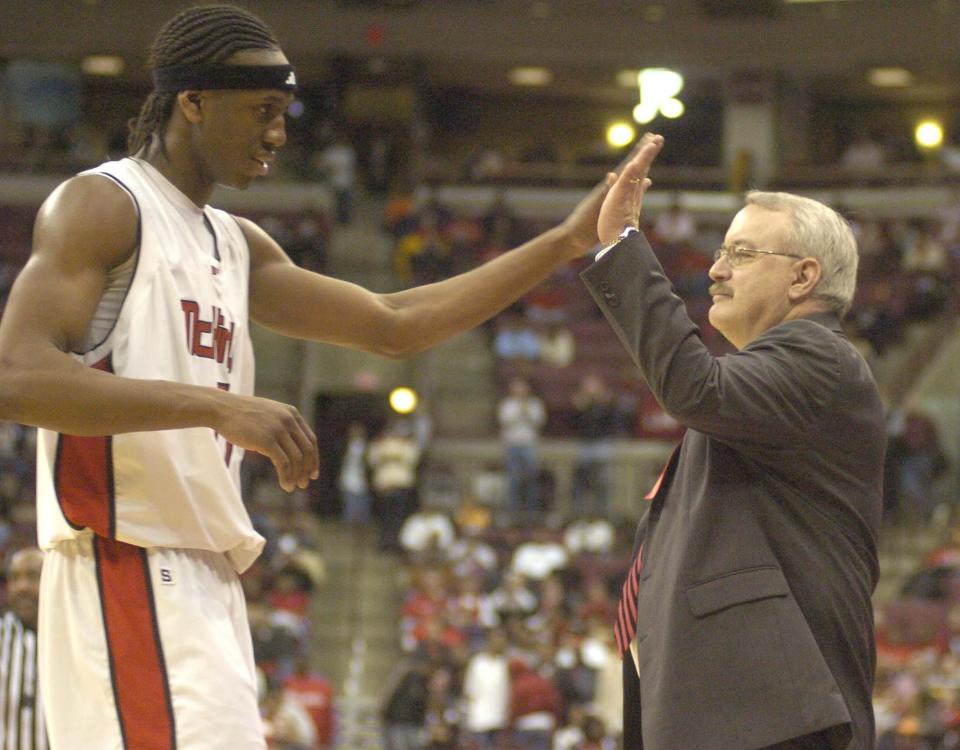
597,133,664,246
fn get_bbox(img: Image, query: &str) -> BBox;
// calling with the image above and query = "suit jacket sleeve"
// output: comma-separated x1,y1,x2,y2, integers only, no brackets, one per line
580,232,844,449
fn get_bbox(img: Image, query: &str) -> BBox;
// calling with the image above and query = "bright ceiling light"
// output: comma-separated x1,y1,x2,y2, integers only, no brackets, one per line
508,67,553,87
639,68,684,100
633,100,659,125
660,98,685,119
389,387,418,415
607,122,637,149
81,55,125,76
867,67,913,87
915,120,944,150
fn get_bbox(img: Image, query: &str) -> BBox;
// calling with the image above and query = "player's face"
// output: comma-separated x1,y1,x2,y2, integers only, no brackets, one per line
190,48,295,190
708,204,797,349
7,550,42,630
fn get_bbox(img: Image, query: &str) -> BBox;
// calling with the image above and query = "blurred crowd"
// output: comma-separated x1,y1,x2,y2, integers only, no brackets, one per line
384,501,629,750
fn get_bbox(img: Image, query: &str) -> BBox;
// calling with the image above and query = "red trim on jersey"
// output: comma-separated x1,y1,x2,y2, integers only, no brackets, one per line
95,536,176,750
54,355,116,537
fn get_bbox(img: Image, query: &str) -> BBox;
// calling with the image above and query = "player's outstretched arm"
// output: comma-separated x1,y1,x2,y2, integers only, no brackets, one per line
0,175,317,491
245,164,616,358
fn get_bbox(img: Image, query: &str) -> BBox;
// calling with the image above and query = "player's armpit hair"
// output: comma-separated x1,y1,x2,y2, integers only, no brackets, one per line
127,3,281,155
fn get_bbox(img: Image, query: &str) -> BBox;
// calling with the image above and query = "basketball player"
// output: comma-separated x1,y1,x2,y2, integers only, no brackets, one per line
0,5,615,748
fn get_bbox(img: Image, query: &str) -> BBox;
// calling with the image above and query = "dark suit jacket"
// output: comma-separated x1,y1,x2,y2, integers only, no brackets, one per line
581,233,885,750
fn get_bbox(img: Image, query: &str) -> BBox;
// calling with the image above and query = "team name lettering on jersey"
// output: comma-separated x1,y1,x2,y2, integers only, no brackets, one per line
180,300,235,372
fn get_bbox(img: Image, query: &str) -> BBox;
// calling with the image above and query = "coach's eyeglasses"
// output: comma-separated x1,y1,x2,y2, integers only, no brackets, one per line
713,244,805,268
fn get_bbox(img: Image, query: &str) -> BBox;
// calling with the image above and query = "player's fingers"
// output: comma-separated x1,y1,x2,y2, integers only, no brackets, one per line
289,413,319,487
266,440,295,492
274,430,303,492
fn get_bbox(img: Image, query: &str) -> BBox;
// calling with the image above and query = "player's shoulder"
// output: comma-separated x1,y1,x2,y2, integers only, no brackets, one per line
34,167,139,267
38,168,138,231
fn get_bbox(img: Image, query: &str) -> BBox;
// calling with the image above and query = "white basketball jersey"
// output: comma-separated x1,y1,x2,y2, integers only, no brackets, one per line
36,158,264,572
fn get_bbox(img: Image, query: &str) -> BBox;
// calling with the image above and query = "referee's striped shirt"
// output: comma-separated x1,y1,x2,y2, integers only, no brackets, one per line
0,611,46,750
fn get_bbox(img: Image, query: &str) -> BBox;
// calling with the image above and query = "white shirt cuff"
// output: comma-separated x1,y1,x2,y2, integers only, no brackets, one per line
595,226,639,260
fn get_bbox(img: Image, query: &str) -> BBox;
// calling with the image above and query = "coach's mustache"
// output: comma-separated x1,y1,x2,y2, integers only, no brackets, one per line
709,284,732,297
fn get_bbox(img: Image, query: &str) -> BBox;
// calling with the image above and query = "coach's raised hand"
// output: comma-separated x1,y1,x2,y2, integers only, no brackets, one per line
597,133,664,246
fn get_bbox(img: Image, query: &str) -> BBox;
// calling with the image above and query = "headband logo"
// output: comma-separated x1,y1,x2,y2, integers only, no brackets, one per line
285,71,297,87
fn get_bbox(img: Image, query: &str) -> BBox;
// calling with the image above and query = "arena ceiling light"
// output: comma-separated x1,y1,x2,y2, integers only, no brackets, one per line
632,68,685,125
80,55,125,76
389,387,418,415
508,67,553,87
915,119,944,151
867,67,913,88
606,121,637,149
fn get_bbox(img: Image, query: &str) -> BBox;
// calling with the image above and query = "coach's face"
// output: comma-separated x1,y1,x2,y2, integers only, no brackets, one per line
7,549,42,631
708,204,798,349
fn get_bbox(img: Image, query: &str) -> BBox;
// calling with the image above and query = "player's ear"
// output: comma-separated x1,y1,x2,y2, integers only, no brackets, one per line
177,91,204,123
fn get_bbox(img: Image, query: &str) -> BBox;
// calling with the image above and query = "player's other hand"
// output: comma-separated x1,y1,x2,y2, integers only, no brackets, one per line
214,393,319,492
597,133,664,246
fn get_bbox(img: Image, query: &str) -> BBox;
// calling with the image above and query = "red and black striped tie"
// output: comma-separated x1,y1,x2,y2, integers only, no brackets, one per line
613,443,681,658
615,544,644,656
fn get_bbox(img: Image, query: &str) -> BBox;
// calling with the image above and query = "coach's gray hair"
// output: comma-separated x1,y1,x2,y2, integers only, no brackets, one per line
745,191,858,317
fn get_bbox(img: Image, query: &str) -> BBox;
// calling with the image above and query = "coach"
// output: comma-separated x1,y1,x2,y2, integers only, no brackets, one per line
583,135,885,749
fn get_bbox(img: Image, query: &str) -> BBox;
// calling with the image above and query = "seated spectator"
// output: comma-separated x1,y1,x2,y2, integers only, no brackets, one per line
511,531,568,581
538,322,575,368
490,571,538,619
380,658,430,750
571,374,618,515
462,628,511,749
447,532,498,581
402,568,450,651
400,509,457,562
554,705,588,750
448,573,499,648
494,316,541,361
563,518,615,556
283,657,335,749
524,273,571,326
652,196,696,248
260,671,317,750
369,419,422,552
508,657,562,750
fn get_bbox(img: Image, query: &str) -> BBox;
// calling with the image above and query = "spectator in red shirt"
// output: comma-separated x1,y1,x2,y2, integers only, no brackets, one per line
508,657,561,750
283,657,335,749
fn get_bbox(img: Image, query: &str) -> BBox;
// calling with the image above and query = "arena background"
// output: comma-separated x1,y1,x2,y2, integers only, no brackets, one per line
0,1,959,748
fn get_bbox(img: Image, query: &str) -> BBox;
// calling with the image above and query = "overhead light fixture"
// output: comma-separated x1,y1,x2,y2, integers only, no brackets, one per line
389,387,418,415
81,55,125,76
916,119,944,150
660,98,685,119
607,121,637,149
632,68,685,124
508,67,553,87
867,67,913,87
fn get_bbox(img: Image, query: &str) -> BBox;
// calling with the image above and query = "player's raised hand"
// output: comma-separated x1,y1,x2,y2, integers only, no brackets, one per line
597,133,664,246
214,392,319,492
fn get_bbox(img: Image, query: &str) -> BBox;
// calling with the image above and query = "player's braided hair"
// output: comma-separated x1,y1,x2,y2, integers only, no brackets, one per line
127,4,281,155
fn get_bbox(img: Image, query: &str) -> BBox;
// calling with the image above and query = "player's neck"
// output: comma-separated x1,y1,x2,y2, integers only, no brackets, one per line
139,137,214,209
